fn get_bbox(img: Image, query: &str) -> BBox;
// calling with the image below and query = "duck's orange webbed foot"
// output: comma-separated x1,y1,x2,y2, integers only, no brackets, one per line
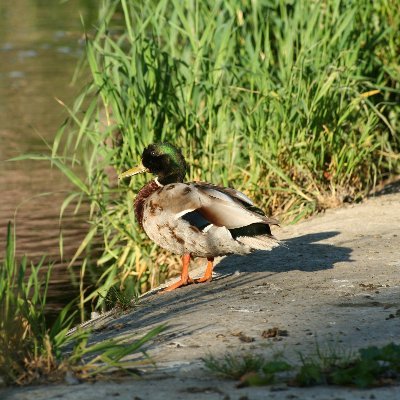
161,253,194,293
194,257,214,283
162,276,194,292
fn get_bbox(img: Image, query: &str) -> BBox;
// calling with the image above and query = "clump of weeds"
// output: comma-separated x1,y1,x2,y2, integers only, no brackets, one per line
0,223,165,386
295,343,400,388
203,343,400,388
202,352,292,387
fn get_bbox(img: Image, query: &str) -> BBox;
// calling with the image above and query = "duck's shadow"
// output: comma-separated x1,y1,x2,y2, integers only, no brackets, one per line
215,230,350,276
88,231,351,347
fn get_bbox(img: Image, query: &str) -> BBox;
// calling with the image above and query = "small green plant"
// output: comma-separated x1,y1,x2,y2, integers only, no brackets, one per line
0,222,165,385
203,353,266,380
203,343,400,388
295,343,400,388
102,285,138,311
202,352,291,386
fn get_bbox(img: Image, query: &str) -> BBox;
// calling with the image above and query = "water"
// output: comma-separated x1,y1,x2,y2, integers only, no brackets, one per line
0,0,98,310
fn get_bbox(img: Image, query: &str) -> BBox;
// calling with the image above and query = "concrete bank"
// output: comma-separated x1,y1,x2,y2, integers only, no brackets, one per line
2,190,399,399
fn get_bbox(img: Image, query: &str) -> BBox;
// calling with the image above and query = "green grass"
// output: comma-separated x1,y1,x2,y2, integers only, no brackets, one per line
295,343,400,388
203,352,270,380
202,352,291,386
0,222,164,386
203,343,400,388
32,0,400,307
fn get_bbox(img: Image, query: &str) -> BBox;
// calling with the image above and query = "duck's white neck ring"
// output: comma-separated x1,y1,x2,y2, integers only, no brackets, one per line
154,177,163,187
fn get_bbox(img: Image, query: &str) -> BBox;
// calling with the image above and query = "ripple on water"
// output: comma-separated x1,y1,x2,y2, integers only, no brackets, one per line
8,71,25,78
1,42,13,51
18,49,38,59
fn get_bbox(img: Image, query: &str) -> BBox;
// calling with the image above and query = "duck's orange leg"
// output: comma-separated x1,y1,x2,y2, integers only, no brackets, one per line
162,253,194,292
195,257,214,283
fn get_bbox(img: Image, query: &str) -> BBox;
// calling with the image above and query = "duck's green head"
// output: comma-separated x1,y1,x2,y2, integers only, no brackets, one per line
119,142,187,185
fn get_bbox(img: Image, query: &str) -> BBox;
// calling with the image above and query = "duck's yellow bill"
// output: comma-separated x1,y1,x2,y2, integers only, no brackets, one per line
119,163,149,179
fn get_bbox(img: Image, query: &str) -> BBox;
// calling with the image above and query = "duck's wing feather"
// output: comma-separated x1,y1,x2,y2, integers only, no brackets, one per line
194,182,254,206
166,182,278,230
193,182,279,227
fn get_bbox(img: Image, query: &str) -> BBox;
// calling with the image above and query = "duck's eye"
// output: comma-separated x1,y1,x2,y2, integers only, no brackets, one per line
151,151,156,157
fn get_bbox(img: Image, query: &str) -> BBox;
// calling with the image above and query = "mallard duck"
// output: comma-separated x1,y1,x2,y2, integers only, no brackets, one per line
119,143,279,292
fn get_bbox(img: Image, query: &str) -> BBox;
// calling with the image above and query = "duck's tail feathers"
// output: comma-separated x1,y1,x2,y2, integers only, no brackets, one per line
236,235,280,251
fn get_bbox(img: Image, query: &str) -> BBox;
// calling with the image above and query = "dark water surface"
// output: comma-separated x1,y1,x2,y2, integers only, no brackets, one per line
0,0,98,310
